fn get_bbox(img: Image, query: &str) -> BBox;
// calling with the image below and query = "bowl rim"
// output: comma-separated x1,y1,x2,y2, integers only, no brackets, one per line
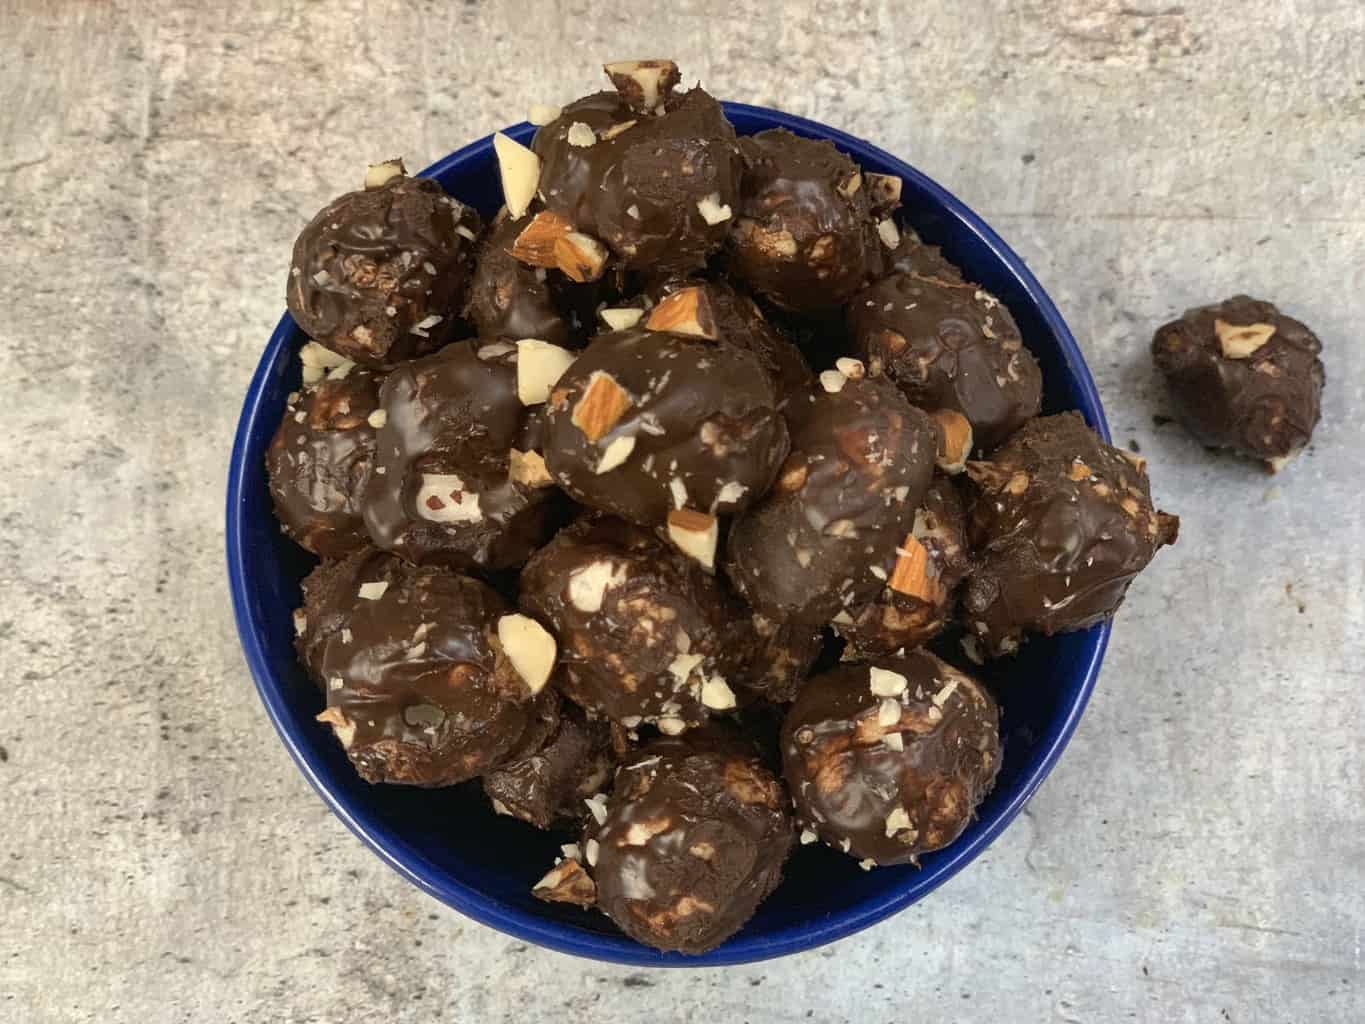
226,100,1112,967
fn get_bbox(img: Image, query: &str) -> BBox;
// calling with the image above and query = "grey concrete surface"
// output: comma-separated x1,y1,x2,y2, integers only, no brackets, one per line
2,1,1362,1021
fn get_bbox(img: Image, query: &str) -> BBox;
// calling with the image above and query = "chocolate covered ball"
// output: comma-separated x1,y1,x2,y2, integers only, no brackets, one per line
588,735,794,954
464,210,576,346
728,129,887,312
287,167,482,365
532,66,741,274
483,691,616,830
519,517,746,730
361,339,561,570
1151,294,1325,470
738,613,825,704
961,412,1179,660
849,241,1042,453
838,476,972,659
781,652,1001,866
725,366,937,625
541,326,788,531
266,366,383,558
295,548,547,786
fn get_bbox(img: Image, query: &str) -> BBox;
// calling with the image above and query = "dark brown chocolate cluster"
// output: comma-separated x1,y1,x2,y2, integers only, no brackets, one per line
267,57,1184,956
1151,294,1324,470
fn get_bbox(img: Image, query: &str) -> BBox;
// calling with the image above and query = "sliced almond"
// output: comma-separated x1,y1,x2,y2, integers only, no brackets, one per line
508,448,554,488
416,474,483,523
819,369,848,393
866,173,903,212
889,534,944,603
515,339,576,405
869,666,909,697
568,560,624,613
315,707,356,749
837,171,863,198
835,357,866,380
646,286,718,339
566,122,596,147
492,132,541,219
599,307,644,331
667,509,718,571
595,434,636,474
700,674,737,710
527,103,562,126
695,192,732,225
496,613,557,695
364,158,406,190
603,59,680,113
532,859,596,908
571,371,633,441
599,119,638,141
877,218,901,249
1214,318,1276,359
509,210,574,267
554,231,609,282
930,409,973,474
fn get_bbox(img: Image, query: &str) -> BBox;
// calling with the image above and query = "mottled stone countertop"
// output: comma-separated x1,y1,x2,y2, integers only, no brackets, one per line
2,1,1361,1021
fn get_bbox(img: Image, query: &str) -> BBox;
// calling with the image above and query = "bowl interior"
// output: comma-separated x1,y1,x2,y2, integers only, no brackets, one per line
227,103,1111,967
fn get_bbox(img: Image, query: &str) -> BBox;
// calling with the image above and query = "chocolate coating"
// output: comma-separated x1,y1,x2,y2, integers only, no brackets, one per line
725,373,937,625
533,87,741,273
729,129,884,312
1151,295,1324,468
738,613,824,704
542,327,788,526
849,246,1043,453
483,692,616,829
464,211,574,346
839,476,972,659
590,736,793,954
287,174,481,365
362,340,559,570
295,548,533,786
961,412,1179,660
266,368,383,558
781,652,1001,865
519,517,745,729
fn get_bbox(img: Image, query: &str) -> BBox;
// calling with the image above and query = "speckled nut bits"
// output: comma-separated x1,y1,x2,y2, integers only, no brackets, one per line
585,734,794,954
725,368,937,625
266,364,384,558
848,236,1043,454
530,60,742,274
540,326,789,534
295,548,555,786
361,339,563,570
287,162,481,365
1151,294,1324,470
519,517,746,731
781,652,1001,867
960,412,1180,661
729,129,888,312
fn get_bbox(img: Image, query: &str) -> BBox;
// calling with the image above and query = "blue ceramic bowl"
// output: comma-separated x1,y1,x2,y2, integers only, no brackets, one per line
227,103,1111,967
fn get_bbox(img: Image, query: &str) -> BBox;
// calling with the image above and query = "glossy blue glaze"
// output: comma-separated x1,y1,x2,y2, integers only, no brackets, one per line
226,104,1111,967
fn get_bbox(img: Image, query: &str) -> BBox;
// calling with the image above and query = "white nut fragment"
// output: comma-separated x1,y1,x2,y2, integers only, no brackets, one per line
315,707,356,749
819,369,848,393
364,158,406,190
595,434,636,474
799,828,818,845
666,509,718,571
527,103,562,126
835,357,866,380
508,448,555,488
300,341,350,372
883,732,905,752
869,666,909,697
367,409,388,429
877,218,901,249
497,613,557,695
837,171,862,198
866,173,903,209
293,609,308,637
492,132,541,219
885,807,913,837
491,799,512,816
416,474,483,523
714,480,748,508
1214,318,1277,359
583,793,609,825
877,698,902,727
357,581,389,601
858,858,878,871
515,339,577,405
408,314,444,338
603,59,680,113
668,477,689,509
584,838,600,866
695,192,732,225
656,717,687,735
560,843,582,861
532,858,596,907
700,675,737,711
600,120,638,142
599,307,644,331
568,560,626,613
624,820,671,846
566,122,597,147
668,652,705,686
931,678,959,707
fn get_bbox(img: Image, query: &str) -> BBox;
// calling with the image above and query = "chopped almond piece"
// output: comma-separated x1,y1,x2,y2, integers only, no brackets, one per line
509,210,574,267
571,372,633,441
888,534,944,603
646,286,718,339
667,509,719,570
930,409,973,474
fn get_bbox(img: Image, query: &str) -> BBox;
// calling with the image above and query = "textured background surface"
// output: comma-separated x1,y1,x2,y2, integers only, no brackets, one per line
2,1,1362,1021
